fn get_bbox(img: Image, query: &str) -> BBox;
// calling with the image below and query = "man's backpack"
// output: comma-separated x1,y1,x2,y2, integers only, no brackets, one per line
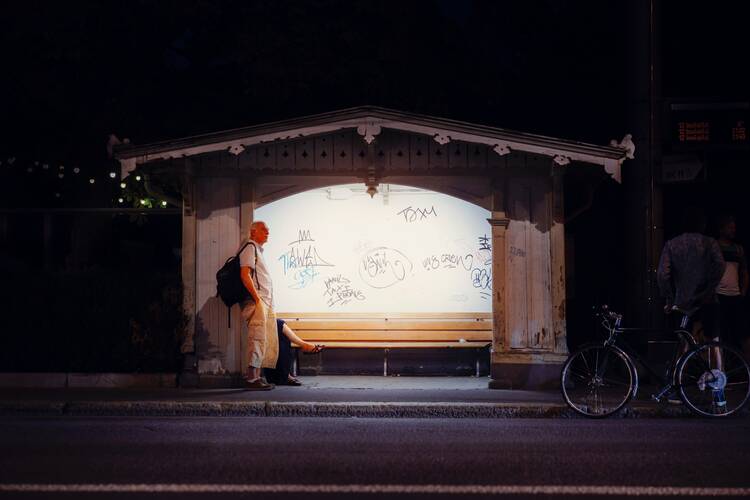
216,242,256,307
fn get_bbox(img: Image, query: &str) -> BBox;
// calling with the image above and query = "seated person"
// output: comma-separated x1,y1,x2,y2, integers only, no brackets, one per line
263,319,324,386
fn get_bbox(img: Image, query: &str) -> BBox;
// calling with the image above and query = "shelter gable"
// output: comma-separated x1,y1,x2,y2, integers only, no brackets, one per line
188,128,518,176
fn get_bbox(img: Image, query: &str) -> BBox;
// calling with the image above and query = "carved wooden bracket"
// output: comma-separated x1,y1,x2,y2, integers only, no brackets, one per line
433,133,451,145
356,123,382,144
609,133,635,159
553,155,571,166
493,144,511,156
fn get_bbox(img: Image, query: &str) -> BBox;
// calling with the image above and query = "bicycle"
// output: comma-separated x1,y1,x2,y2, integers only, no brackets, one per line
560,305,750,418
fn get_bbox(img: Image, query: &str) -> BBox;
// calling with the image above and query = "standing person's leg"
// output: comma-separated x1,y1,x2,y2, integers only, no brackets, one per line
260,307,279,371
241,300,273,390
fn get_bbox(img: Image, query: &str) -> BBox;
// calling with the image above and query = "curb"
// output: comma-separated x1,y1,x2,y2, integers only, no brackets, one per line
0,373,178,389
2,400,743,418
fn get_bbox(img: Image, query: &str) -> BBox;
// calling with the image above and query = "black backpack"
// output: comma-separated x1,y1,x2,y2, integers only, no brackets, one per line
216,242,256,307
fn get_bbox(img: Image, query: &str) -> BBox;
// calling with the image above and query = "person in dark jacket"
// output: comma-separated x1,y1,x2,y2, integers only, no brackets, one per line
657,208,726,407
657,207,725,339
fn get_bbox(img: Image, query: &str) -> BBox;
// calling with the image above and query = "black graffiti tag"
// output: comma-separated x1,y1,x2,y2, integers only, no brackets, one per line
359,247,413,289
422,253,474,271
471,268,491,291
478,234,491,251
324,274,366,307
397,206,437,223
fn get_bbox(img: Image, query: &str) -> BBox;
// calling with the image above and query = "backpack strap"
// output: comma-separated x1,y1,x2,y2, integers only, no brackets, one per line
236,241,251,257
238,241,260,289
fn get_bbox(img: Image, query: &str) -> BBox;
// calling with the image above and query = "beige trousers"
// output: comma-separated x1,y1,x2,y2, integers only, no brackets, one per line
240,300,278,369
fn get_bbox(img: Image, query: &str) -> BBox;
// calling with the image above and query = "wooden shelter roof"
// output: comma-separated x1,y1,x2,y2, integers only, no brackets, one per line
114,106,629,181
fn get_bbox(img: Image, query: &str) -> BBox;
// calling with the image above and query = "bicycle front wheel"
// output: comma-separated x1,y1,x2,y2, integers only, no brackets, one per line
561,344,635,417
676,341,750,417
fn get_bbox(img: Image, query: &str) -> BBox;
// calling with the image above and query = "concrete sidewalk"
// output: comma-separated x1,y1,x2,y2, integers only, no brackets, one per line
0,375,734,418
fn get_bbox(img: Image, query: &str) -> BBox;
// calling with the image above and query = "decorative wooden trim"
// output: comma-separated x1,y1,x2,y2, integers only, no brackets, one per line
115,107,627,177
487,217,510,228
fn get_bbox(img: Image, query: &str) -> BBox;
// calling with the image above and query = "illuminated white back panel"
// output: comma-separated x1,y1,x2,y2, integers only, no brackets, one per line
255,184,492,313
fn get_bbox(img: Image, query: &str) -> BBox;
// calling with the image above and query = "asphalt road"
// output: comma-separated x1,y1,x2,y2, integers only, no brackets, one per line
1,417,749,499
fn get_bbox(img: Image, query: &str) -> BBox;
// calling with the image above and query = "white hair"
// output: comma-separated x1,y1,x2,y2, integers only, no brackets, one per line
250,221,267,232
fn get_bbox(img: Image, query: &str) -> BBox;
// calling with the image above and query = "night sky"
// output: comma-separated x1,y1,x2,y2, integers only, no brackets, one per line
1,0,748,199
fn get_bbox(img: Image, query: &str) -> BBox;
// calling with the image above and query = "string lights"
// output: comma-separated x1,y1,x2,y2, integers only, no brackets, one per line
0,155,172,209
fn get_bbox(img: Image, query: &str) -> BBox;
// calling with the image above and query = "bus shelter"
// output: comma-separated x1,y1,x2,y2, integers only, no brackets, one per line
115,106,628,388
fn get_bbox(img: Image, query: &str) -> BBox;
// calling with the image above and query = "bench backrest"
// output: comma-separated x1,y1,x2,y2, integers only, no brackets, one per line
278,312,493,346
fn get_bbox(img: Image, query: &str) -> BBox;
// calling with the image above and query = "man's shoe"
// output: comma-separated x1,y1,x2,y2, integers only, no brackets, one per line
244,378,275,391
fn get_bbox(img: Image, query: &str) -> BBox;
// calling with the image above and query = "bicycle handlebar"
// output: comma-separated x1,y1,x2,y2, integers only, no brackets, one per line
596,304,622,323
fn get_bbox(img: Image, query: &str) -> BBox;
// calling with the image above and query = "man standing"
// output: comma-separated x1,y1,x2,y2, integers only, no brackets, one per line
239,221,279,390
716,215,749,358
657,208,725,338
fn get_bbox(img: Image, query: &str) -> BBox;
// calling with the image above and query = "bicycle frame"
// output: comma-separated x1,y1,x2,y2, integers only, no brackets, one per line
599,311,699,395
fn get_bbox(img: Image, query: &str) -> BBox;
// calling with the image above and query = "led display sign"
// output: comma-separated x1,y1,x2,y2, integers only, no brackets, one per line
669,102,749,150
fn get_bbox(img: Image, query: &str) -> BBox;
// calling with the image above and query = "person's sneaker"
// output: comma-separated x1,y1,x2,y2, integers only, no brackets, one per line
244,378,275,391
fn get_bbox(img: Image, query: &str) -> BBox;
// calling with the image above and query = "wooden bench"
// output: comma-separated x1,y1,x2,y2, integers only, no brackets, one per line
277,312,493,376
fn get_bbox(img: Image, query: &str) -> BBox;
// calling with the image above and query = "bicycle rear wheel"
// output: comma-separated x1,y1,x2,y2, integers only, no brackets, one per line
676,341,750,417
561,344,635,417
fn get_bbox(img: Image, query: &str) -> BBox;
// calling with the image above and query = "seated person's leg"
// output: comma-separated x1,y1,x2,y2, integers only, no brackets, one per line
263,319,292,384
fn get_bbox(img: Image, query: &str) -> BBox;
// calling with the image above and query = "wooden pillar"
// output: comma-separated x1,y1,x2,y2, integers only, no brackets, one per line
488,214,509,356
550,165,568,354
181,160,197,355
489,173,567,389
